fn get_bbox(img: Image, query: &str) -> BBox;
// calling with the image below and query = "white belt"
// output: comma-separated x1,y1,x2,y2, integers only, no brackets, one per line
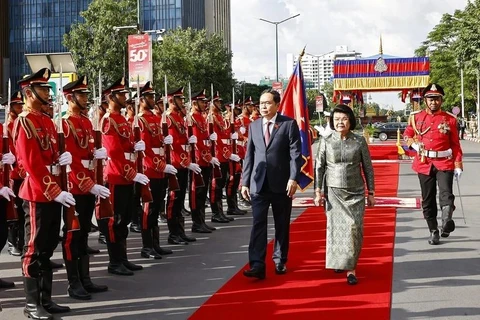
152,147,164,155
203,140,211,145
124,152,135,161
221,139,230,144
236,141,246,147
422,149,452,158
26,165,70,176
80,160,94,170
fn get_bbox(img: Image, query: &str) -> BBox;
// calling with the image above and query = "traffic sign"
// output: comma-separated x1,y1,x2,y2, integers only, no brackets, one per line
452,106,460,115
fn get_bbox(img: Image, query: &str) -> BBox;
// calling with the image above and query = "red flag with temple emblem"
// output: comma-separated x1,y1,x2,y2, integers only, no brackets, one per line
278,59,313,191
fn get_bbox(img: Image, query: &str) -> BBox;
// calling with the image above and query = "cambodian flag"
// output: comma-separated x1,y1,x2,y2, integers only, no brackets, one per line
278,59,313,191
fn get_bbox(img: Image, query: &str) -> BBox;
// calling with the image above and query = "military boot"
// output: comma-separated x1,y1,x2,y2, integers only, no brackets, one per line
427,219,440,245
7,224,22,256
41,270,71,313
23,277,52,320
107,242,134,276
120,238,143,271
211,200,229,223
79,255,108,293
65,259,91,300
191,209,211,233
140,229,162,259
152,226,173,255
167,218,188,245
178,216,196,242
440,205,455,238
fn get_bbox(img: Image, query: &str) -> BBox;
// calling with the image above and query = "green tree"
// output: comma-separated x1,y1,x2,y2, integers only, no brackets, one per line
63,0,137,86
233,81,269,103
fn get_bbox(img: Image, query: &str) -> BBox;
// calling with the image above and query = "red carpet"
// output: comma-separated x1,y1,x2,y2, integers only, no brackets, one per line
369,144,400,160
190,162,399,320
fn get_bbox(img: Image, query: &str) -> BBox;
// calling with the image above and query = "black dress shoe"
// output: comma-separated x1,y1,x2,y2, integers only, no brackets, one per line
123,260,143,271
275,263,287,275
153,245,173,255
50,260,63,269
0,278,15,288
221,213,234,221
441,220,455,238
428,229,440,245
140,248,162,260
108,263,134,276
179,234,196,242
211,214,229,223
129,223,141,233
192,224,212,233
334,269,345,273
347,274,358,285
226,208,246,216
43,301,71,314
86,246,100,255
203,223,216,231
168,235,188,245
243,267,266,280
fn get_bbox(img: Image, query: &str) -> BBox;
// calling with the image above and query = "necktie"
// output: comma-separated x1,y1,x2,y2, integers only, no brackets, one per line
264,122,271,145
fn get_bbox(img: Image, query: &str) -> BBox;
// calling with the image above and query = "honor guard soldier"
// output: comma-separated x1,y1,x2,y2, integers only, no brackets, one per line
61,76,109,299
136,81,175,258
190,89,220,233
100,77,147,275
234,98,252,208
15,68,74,319
154,93,165,117
165,87,198,244
209,92,241,222
2,91,26,257
404,83,463,245
0,95,17,289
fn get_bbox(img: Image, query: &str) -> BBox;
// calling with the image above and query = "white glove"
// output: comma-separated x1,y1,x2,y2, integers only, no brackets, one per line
210,157,220,167
231,132,238,140
134,140,146,152
410,143,419,152
0,187,15,201
209,132,218,141
188,135,197,144
90,184,111,199
2,152,16,165
133,173,149,185
164,135,173,145
58,152,72,166
93,147,108,160
187,163,202,174
54,191,76,208
229,154,241,162
239,126,246,135
454,168,462,180
163,164,178,175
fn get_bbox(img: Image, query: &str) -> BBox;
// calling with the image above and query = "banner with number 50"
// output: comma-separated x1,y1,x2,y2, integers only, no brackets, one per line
128,34,152,88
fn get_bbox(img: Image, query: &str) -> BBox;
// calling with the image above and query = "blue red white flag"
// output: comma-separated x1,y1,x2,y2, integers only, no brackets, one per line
278,59,313,191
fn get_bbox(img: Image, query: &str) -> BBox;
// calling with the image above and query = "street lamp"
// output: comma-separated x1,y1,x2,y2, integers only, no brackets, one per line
259,14,300,82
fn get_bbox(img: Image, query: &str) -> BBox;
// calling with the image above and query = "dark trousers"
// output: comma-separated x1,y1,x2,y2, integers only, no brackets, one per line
248,184,292,268
189,166,212,225
418,165,455,226
0,198,8,251
210,162,229,206
166,169,188,236
131,183,143,225
62,194,95,261
141,178,167,230
98,184,134,244
22,201,62,278
8,179,26,251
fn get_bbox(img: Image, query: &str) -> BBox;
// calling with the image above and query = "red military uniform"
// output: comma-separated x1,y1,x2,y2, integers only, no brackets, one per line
166,110,191,169
191,111,213,167
404,109,463,175
138,111,167,179
212,112,232,163
102,111,136,185
235,114,251,159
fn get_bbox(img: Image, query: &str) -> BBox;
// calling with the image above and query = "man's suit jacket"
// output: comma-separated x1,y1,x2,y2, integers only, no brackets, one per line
242,113,302,194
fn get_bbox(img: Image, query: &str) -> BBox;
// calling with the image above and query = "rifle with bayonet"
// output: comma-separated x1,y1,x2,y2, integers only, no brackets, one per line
134,76,153,202
187,82,205,187
209,83,222,179
93,70,114,220
3,79,17,222
161,75,180,191
57,66,80,232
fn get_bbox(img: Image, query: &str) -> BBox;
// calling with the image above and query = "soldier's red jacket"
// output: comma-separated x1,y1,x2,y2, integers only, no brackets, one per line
62,113,96,194
8,119,26,180
15,109,62,202
234,114,251,159
190,111,212,167
138,111,166,179
211,112,232,163
166,110,191,169
101,111,137,185
403,109,463,175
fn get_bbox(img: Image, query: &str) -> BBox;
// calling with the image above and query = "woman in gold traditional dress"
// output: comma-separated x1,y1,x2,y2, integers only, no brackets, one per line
314,104,376,285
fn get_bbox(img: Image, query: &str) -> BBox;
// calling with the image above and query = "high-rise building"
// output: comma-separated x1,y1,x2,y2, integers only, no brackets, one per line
0,1,9,96
286,45,362,91
6,0,231,85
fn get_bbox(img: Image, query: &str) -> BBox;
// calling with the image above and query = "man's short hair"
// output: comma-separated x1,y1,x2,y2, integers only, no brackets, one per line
330,104,356,130
261,89,281,104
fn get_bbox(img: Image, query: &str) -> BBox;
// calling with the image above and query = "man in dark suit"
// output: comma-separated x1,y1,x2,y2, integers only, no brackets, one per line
241,89,302,279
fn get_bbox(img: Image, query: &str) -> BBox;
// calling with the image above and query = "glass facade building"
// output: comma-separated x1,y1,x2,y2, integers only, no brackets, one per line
7,0,230,85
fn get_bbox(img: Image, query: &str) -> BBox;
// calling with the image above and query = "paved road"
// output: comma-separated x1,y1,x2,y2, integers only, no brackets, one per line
0,140,478,319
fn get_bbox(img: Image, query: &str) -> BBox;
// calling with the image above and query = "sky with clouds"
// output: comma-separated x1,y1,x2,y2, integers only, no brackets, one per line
230,0,468,109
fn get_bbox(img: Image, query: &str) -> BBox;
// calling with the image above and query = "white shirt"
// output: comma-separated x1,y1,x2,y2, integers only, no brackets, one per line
262,114,278,137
